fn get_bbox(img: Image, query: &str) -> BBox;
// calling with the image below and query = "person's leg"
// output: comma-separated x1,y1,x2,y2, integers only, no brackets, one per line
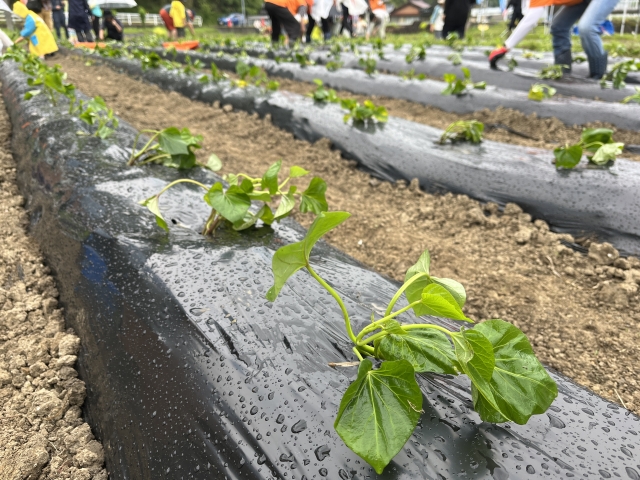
306,16,315,43
550,2,587,71
577,0,618,77
504,7,544,49
508,10,518,31
265,3,282,43
321,17,331,40
456,25,465,39
53,11,62,39
379,14,387,38
278,6,301,43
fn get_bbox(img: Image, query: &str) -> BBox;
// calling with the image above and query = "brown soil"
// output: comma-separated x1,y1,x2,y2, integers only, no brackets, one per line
271,77,640,161
55,54,640,415
0,97,107,478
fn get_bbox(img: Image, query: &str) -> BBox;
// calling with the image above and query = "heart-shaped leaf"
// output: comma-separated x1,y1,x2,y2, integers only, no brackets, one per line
378,328,457,374
261,160,282,194
300,177,328,214
471,320,558,424
554,145,583,169
139,195,168,231
266,211,350,301
204,183,251,223
419,284,469,321
205,154,222,171
334,359,422,474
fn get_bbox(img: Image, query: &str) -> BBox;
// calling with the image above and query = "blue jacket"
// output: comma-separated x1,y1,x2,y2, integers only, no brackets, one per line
68,0,90,18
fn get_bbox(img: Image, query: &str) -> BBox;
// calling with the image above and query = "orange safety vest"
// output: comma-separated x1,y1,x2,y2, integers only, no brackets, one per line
530,0,581,8
267,0,306,16
370,0,385,11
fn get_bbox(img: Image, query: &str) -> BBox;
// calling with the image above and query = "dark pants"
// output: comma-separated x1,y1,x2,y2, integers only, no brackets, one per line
176,27,185,37
265,2,300,43
508,9,524,31
69,15,94,42
53,9,67,39
305,17,332,42
92,16,101,39
340,4,352,36
442,23,466,39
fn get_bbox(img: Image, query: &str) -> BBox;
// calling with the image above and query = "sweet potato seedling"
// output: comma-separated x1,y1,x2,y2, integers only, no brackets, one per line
622,86,640,104
439,120,484,144
75,96,119,139
140,160,328,235
128,127,209,169
601,59,640,89
358,55,378,76
538,64,566,80
266,212,557,474
405,43,428,64
341,98,388,124
309,79,339,103
554,128,624,169
528,83,556,101
442,67,486,95
400,69,426,81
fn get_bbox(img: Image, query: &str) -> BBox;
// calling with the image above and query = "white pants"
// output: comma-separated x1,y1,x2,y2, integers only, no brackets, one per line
366,9,389,38
504,7,545,49
0,29,13,54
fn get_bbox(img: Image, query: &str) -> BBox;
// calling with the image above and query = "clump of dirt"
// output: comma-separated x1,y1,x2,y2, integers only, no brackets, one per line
56,55,640,414
272,76,640,161
0,96,107,478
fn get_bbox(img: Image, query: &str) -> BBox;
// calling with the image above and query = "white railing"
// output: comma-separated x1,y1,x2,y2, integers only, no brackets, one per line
115,12,203,27
613,0,639,12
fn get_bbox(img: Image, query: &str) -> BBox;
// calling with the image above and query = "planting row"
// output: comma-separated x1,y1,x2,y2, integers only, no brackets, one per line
142,45,640,132
75,47,640,257
194,40,640,103
3,54,640,480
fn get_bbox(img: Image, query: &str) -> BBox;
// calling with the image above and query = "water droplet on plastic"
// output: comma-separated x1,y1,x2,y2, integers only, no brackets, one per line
547,413,566,429
526,465,535,474
599,470,612,479
315,445,330,461
292,420,307,433
276,414,285,424
189,307,208,316
257,454,267,465
250,406,258,415
319,468,328,477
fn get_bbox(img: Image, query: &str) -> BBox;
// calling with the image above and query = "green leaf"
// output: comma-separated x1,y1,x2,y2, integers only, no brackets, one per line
554,144,583,169
378,329,457,374
300,177,328,214
139,195,168,231
289,166,310,178
24,89,41,100
261,160,282,195
239,178,254,193
430,276,466,308
205,154,222,171
471,320,558,424
259,204,275,224
420,284,470,321
232,212,258,231
203,183,251,223
266,211,350,301
157,127,189,155
334,359,422,474
581,128,613,151
248,191,272,202
591,142,623,165
274,190,295,219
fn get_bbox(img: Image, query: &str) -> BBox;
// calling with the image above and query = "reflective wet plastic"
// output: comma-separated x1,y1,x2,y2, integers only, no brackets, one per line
75,52,640,255
3,60,640,480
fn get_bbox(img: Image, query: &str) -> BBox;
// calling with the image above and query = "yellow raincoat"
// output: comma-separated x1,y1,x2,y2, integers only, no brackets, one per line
13,2,58,57
170,0,186,28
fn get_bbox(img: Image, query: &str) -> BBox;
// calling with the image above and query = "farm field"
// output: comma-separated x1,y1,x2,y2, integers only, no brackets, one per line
1,32,640,479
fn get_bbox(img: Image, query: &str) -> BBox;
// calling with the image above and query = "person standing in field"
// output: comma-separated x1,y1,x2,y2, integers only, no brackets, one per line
39,0,54,31
12,0,58,58
430,0,445,39
89,0,103,40
489,0,581,69
170,0,187,38
265,0,306,44
550,0,617,78
442,0,475,39
505,0,523,31
51,0,68,40
67,0,94,41
366,0,389,40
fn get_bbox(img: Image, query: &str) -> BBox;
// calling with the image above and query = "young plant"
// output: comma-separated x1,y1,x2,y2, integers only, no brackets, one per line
234,61,279,90
325,60,344,72
309,79,339,103
293,50,315,67
266,212,557,474
522,51,543,59
199,63,228,84
528,83,556,101
400,68,426,81
20,60,76,107
447,52,462,65
554,128,624,169
441,67,486,96
358,55,377,76
128,127,206,169
406,44,426,64
622,86,640,104
76,96,119,139
600,59,640,89
141,160,328,234
181,56,204,76
439,120,484,144
507,57,518,71
538,64,565,80
341,98,388,124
